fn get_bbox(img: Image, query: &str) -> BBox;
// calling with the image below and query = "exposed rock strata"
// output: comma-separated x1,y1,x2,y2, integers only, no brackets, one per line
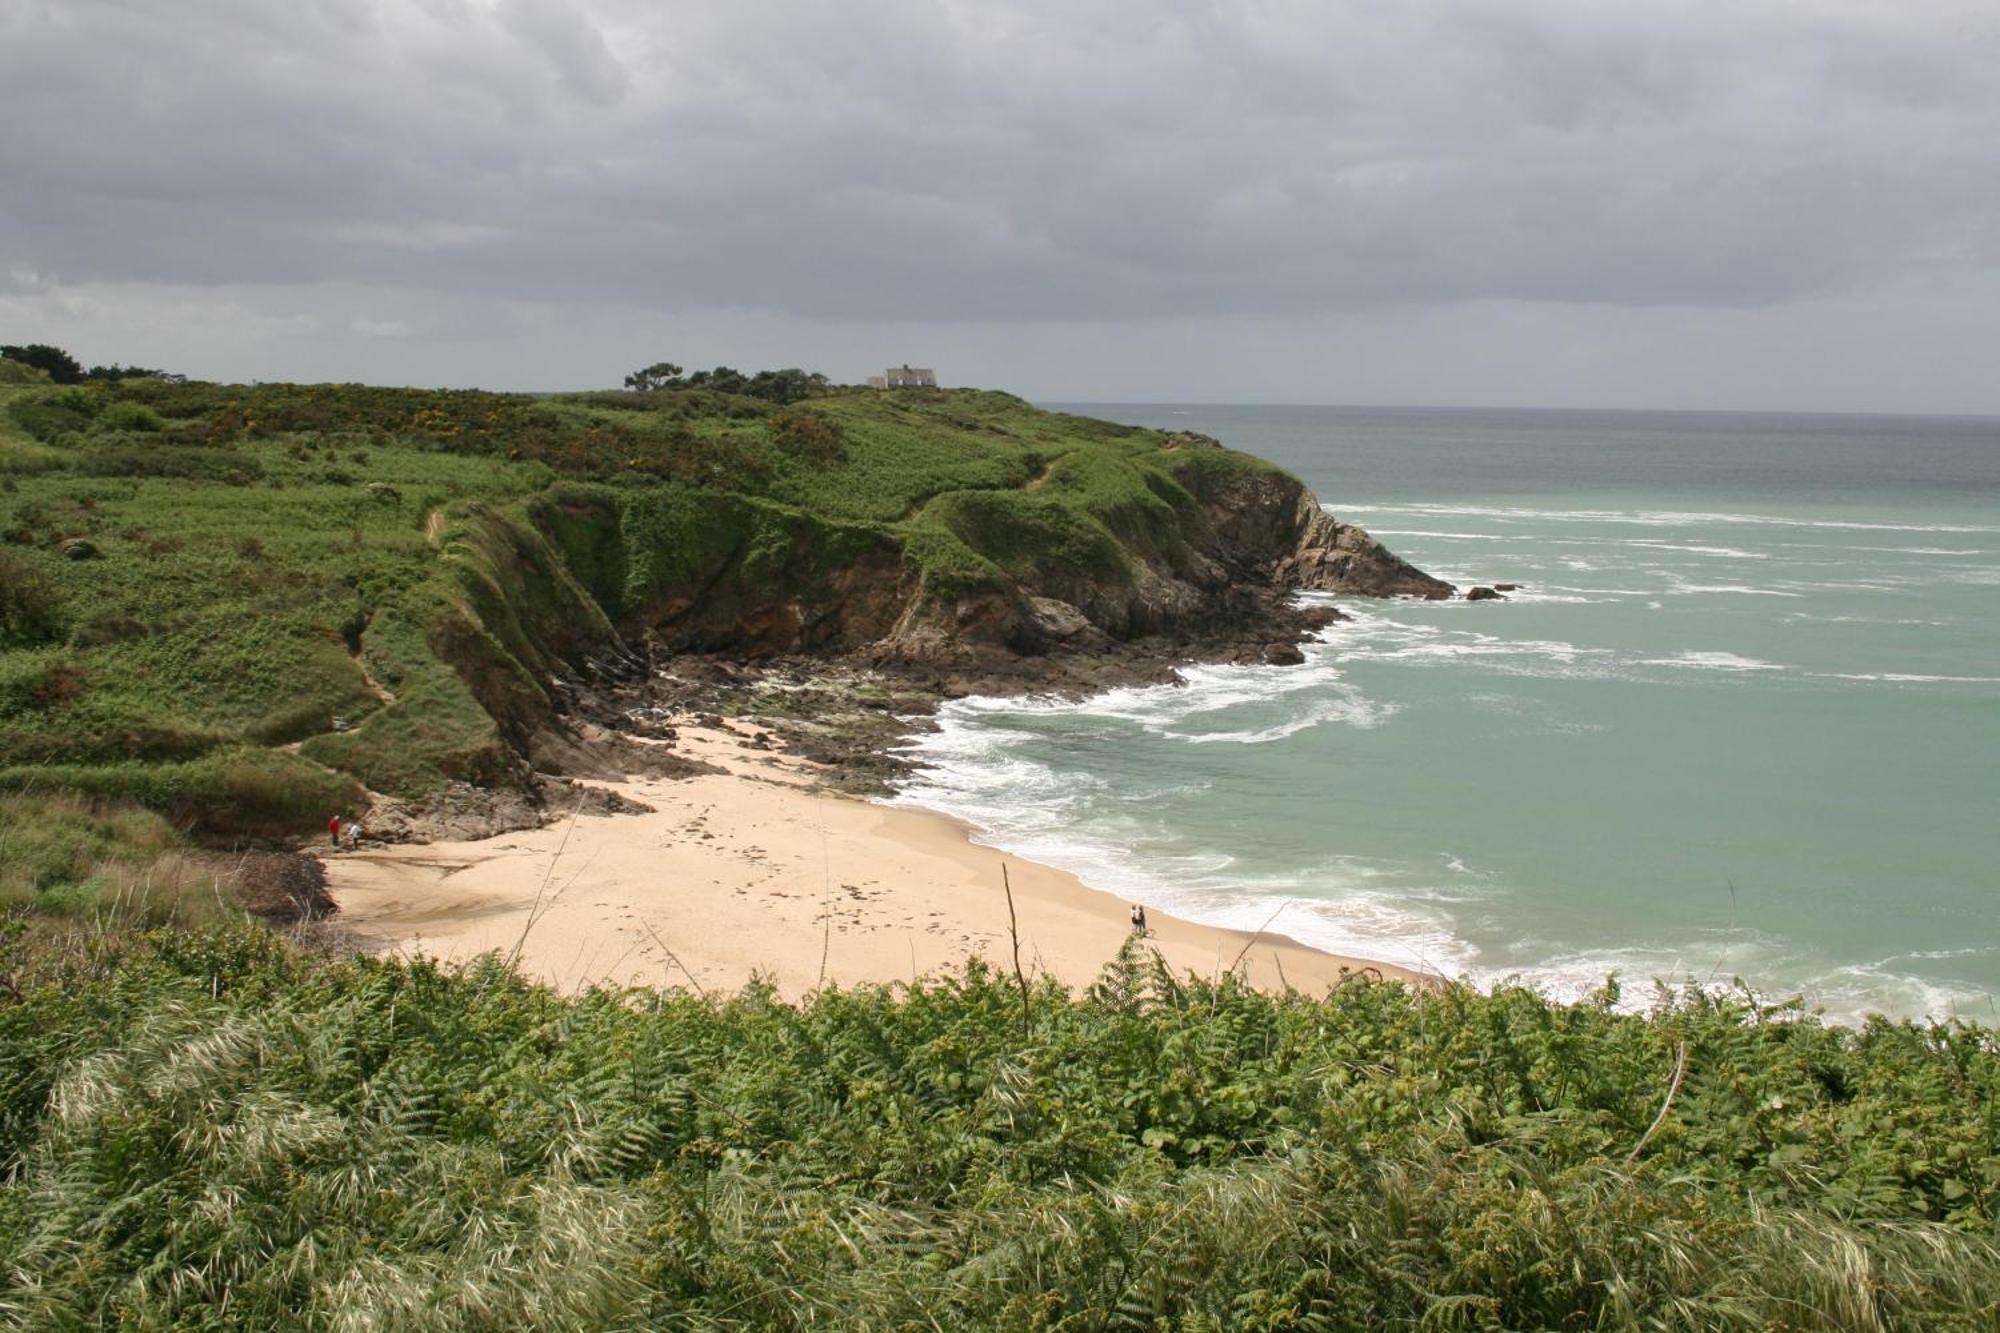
869,471,1451,673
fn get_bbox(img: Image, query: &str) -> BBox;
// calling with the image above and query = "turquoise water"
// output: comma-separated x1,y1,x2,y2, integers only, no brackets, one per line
890,406,2000,1020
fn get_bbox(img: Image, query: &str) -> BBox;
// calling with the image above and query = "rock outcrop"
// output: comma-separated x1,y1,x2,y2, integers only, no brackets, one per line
1276,494,1456,599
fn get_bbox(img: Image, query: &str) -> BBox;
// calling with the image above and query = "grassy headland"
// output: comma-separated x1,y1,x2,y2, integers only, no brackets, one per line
0,373,1405,865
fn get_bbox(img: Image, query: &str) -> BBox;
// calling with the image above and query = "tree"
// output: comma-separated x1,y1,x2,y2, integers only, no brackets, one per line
85,362,180,383
745,368,829,405
623,362,684,393
683,366,748,395
1,343,84,385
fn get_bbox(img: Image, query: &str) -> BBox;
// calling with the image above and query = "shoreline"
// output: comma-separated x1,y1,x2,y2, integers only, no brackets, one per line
323,719,1429,999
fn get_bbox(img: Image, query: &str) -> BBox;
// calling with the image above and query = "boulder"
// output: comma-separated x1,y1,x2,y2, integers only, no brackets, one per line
1465,585,1503,601
1494,583,1520,592
58,538,99,560
1022,596,1110,650
1263,642,1306,666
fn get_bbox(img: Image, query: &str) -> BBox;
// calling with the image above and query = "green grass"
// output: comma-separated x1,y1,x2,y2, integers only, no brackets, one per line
0,929,1995,1328
0,375,1313,858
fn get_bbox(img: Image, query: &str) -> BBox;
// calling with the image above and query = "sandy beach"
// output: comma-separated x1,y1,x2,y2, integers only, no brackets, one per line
323,720,1426,999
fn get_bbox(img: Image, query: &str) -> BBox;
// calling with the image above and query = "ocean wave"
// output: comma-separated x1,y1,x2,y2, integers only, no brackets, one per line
1783,613,1954,626
1368,528,1528,541
1662,577,1804,598
1465,936,1997,1025
1624,540,1768,559
1812,672,2000,685
1779,542,1990,556
1333,501,2000,535
1163,692,1398,744
889,751,1483,975
1640,651,1787,673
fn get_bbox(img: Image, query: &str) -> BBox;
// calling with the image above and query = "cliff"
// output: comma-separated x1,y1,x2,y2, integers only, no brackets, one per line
0,379,1450,824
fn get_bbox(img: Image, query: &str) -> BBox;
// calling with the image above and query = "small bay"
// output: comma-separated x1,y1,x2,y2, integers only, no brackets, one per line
890,405,2000,1020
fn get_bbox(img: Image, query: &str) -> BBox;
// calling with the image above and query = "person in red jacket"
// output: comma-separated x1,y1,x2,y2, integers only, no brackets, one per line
328,813,342,848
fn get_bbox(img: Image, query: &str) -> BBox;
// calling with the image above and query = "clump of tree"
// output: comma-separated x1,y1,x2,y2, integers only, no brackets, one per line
622,360,830,404
1,344,181,385
1,344,84,385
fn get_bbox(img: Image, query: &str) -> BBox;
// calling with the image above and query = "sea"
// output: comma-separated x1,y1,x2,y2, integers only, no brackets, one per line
886,405,2000,1023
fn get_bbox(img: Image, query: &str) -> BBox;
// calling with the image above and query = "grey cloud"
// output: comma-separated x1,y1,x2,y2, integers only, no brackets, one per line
2,0,1998,325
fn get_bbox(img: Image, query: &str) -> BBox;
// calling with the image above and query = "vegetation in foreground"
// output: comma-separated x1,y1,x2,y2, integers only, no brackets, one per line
0,926,1996,1329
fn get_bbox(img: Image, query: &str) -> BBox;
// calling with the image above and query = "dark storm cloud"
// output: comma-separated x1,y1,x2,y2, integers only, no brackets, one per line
3,0,1997,321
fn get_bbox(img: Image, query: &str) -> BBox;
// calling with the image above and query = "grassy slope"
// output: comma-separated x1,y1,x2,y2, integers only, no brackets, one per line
0,928,1994,1328
0,379,1271,850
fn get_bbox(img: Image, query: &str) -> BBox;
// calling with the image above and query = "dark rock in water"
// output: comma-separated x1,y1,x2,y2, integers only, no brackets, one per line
1422,587,1453,601
1494,583,1520,592
1465,585,1503,601
59,538,99,560
1263,642,1306,666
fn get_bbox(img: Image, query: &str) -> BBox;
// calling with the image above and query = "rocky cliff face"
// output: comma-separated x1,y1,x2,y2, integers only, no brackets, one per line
506,450,1451,701
1275,490,1455,599
875,465,1452,671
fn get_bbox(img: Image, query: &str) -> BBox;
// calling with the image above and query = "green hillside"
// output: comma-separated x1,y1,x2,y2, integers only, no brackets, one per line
0,376,1322,861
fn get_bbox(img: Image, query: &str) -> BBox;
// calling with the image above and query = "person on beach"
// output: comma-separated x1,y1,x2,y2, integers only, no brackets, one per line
1130,903,1147,935
328,814,342,848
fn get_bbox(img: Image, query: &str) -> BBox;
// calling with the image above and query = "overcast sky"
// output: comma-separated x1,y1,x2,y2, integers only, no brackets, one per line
4,0,1998,411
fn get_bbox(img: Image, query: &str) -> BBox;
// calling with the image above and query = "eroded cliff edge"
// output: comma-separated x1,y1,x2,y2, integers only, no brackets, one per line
510,424,1451,698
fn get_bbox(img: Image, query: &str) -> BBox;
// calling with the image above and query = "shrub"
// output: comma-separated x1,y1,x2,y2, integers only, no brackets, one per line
0,551,62,647
91,400,166,433
770,408,847,463
0,749,363,838
0,942,1998,1328
74,445,263,485
6,396,94,444
0,792,182,900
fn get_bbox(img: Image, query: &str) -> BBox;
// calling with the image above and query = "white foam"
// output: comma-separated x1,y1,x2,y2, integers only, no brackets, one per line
1783,613,1954,626
1369,529,1527,542
1813,672,2000,685
1334,501,2000,536
1625,540,1767,559
1163,692,1398,744
1641,651,1787,673
1663,578,1804,598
